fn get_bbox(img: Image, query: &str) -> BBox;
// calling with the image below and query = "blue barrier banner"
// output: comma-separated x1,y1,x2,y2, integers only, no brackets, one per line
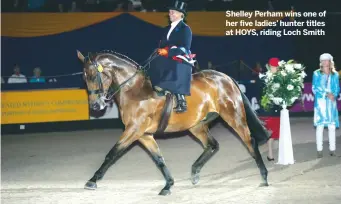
239,81,341,113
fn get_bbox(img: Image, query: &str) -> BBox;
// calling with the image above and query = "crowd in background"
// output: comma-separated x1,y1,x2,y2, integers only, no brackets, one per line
1,64,52,84
2,0,294,12
2,0,339,84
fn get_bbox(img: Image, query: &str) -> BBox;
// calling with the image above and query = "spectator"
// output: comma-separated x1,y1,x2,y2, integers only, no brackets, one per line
83,0,101,12
68,1,81,12
254,62,262,74
141,0,156,12
6,0,27,12
194,62,200,73
58,3,64,12
8,64,27,84
313,53,339,157
114,2,124,11
126,1,135,11
28,0,46,11
208,61,216,70
258,58,281,161
29,67,46,83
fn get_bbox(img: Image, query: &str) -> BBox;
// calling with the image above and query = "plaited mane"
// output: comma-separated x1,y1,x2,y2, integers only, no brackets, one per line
96,50,141,69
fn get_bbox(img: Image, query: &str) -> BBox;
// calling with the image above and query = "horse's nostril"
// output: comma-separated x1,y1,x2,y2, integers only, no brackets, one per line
92,103,100,110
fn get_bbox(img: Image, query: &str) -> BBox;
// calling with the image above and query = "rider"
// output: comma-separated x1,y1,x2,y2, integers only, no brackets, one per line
148,0,195,113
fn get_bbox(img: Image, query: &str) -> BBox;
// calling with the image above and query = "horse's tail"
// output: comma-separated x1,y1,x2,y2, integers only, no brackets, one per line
231,78,270,146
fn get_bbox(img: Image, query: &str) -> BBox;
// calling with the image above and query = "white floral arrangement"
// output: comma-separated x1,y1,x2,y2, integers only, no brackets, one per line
259,59,307,110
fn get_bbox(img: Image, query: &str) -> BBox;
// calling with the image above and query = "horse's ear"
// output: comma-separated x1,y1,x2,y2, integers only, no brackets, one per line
77,50,85,63
88,52,94,63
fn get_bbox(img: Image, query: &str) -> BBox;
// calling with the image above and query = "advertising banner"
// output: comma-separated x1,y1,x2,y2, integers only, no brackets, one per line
289,82,341,112
1,89,89,124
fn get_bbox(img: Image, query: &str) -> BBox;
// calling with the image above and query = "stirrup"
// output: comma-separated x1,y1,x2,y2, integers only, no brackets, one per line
174,104,187,113
174,100,187,113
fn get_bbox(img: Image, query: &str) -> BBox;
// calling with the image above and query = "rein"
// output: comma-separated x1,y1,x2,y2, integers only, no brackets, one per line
87,50,159,101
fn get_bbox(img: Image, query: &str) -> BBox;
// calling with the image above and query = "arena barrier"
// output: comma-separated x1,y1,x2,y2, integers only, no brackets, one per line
2,82,339,134
1,89,89,124
1,89,122,134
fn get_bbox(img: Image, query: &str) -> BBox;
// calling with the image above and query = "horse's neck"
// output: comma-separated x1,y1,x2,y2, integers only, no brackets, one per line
103,53,153,106
112,71,153,107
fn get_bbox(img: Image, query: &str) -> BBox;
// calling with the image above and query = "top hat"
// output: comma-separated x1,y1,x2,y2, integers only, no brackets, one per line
168,1,187,15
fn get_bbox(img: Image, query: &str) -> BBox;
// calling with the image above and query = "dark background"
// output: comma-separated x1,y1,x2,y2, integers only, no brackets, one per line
1,0,340,87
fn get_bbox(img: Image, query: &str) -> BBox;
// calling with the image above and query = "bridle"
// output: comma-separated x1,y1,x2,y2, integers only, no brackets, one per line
84,50,158,105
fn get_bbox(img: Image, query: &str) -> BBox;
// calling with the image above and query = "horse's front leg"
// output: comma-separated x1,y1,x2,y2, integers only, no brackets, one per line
84,123,148,190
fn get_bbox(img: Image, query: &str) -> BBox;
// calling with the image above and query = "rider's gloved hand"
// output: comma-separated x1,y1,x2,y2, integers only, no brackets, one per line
158,48,168,56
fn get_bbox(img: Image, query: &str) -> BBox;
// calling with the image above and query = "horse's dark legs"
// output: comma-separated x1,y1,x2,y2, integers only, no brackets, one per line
139,135,174,196
84,143,128,189
251,138,269,186
84,125,144,190
189,124,219,185
218,100,268,187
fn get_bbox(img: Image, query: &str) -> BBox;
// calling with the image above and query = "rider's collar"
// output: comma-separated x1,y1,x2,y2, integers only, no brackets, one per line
171,19,182,27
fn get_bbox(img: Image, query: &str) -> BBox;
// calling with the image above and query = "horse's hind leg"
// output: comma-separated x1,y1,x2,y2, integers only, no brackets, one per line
138,135,174,196
219,100,268,186
189,124,219,185
251,137,269,186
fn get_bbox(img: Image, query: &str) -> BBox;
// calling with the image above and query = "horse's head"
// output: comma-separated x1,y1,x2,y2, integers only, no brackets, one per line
77,50,113,111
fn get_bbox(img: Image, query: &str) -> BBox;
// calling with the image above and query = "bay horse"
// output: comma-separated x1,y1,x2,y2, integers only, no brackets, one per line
76,50,270,195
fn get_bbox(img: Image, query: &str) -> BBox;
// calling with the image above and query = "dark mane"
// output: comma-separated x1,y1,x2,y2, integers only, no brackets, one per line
96,50,141,69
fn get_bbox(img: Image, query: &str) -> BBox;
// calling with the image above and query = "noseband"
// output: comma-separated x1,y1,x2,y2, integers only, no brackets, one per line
85,56,114,101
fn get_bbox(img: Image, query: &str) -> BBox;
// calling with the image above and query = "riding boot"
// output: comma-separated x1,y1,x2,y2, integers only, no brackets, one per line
180,94,187,109
174,94,187,113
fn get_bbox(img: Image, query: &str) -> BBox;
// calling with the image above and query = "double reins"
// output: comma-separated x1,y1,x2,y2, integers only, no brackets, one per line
88,50,159,101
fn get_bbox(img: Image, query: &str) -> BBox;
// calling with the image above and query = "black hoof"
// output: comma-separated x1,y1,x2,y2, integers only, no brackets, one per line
84,181,97,190
191,173,200,185
159,189,171,196
259,182,269,187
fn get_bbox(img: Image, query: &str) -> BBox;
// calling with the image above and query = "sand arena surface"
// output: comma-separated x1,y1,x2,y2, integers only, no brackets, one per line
1,118,341,204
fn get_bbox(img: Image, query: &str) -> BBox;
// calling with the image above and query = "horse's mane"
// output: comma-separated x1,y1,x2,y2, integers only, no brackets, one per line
95,50,154,96
96,50,141,69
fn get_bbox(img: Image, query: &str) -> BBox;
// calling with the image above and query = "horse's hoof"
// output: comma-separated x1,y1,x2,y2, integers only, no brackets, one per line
259,182,269,187
191,173,200,185
84,181,97,190
158,189,171,196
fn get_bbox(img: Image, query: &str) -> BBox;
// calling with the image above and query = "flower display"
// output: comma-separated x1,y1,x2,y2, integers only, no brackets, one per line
259,59,306,110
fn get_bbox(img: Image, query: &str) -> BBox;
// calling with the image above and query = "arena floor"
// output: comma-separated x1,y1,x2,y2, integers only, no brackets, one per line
1,117,341,204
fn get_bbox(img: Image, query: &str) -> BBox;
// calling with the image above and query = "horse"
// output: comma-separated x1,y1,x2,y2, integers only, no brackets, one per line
76,50,270,195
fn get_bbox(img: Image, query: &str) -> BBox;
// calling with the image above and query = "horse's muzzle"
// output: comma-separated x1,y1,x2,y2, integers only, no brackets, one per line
90,102,101,111
90,98,107,111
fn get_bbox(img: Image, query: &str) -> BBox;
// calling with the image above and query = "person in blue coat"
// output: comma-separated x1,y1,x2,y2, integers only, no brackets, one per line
148,1,195,113
312,53,340,157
